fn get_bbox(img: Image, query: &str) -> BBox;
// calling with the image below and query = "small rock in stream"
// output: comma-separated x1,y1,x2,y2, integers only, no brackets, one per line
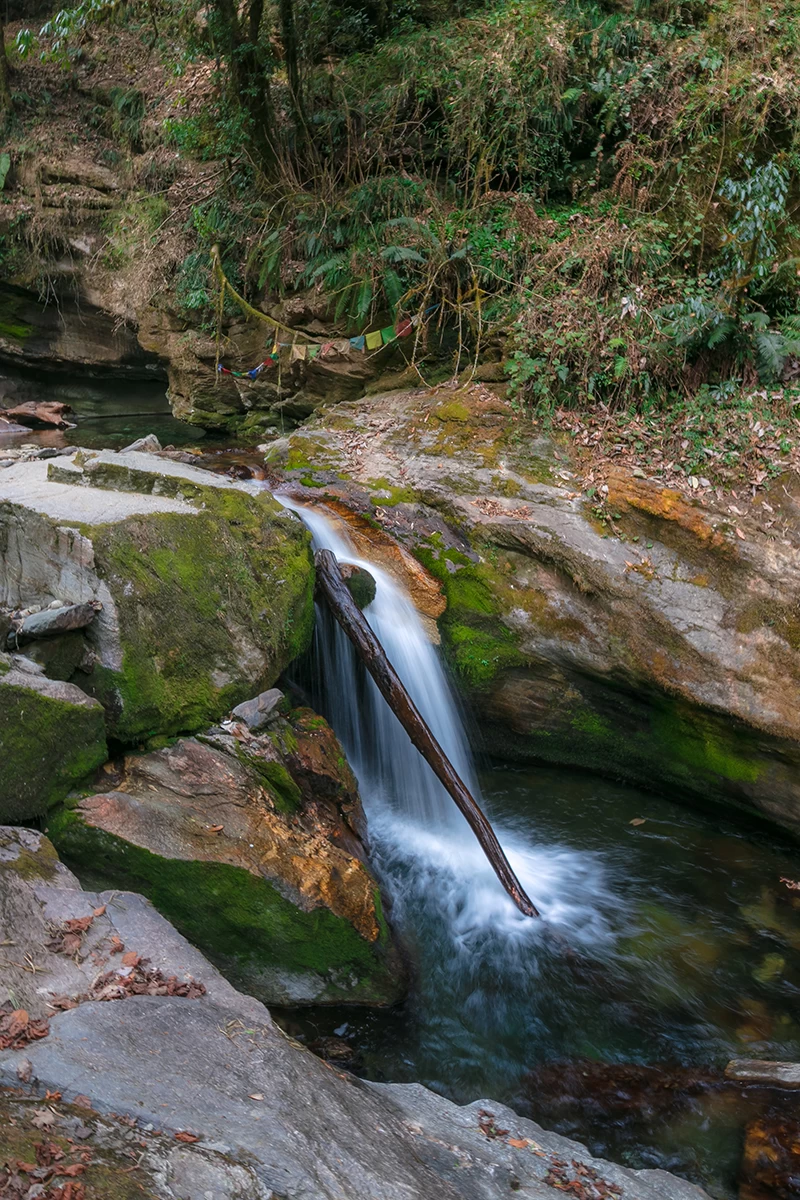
121,433,162,453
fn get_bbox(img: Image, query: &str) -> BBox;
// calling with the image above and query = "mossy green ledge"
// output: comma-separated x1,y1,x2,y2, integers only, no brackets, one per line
0,450,315,744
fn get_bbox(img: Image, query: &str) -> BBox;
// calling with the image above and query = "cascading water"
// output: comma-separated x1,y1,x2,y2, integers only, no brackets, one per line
281,497,616,940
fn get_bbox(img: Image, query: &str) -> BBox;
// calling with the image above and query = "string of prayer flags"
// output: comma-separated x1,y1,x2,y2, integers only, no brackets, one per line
216,303,440,375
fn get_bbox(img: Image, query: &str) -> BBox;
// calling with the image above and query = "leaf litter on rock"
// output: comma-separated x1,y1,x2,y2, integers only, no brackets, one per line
0,1005,50,1051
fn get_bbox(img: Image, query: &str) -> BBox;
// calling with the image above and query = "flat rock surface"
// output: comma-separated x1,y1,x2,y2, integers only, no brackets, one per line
0,827,710,1199
0,455,195,522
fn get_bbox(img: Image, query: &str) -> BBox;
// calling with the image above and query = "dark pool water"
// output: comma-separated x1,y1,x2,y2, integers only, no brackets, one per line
276,766,800,1198
0,369,204,451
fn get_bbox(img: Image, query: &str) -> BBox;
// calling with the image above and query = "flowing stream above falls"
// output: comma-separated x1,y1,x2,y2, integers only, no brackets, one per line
281,498,800,1200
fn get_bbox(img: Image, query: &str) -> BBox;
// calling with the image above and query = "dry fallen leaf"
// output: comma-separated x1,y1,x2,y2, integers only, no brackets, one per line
507,1137,530,1149
174,1131,199,1143
248,1093,264,1101
73,1094,92,1109
45,1090,62,1101
31,1109,58,1129
207,824,224,833
121,951,141,967
93,905,106,917
630,818,646,826
109,935,124,955
735,527,746,539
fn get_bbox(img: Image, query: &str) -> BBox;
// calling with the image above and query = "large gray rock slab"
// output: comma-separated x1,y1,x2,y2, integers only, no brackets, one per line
0,826,711,1200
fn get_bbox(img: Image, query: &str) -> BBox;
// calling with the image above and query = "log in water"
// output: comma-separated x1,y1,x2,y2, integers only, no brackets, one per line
314,546,539,918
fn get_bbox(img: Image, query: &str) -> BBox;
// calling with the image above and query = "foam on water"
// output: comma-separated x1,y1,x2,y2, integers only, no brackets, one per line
280,496,618,950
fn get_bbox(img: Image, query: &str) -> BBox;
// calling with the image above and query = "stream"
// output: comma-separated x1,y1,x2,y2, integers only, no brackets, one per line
5,377,799,1199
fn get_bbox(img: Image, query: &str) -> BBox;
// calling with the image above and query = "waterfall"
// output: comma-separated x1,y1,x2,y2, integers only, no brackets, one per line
281,497,616,944
290,500,475,835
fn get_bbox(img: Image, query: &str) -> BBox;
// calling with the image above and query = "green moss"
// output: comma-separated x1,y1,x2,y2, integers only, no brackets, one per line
0,681,107,822
414,536,524,688
251,759,303,814
81,486,314,742
571,709,612,738
368,477,416,506
434,400,471,422
652,705,763,785
48,808,399,1005
0,830,63,882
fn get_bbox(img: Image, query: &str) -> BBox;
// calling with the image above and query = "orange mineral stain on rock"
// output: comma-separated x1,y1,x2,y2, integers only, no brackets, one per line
606,470,728,550
308,500,446,622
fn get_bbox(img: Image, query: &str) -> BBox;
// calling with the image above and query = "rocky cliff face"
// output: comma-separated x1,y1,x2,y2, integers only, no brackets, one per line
271,384,800,835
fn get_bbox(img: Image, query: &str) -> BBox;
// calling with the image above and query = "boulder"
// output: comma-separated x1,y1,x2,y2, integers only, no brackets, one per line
48,710,402,1005
0,449,314,742
231,686,284,730
8,599,100,647
121,433,162,453
0,664,107,821
277,387,800,835
0,826,710,1200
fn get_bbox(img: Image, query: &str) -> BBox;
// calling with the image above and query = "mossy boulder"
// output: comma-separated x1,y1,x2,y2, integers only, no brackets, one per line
0,450,314,744
0,666,107,822
48,718,405,1006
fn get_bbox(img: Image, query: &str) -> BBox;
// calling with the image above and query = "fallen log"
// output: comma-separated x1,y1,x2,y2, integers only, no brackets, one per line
314,548,539,918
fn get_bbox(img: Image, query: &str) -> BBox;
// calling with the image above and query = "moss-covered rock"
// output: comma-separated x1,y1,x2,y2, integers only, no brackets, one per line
0,668,107,822
48,723,405,1006
0,451,315,744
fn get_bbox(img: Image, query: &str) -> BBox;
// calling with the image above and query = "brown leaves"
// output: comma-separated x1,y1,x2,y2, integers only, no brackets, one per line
46,914,95,959
0,1131,89,1200
544,1158,623,1199
0,1004,50,1050
174,1131,199,1143
478,1109,509,1139
88,962,206,1003
507,1137,531,1149
108,935,124,955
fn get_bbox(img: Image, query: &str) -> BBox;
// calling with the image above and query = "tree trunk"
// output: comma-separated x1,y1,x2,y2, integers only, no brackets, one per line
278,0,303,128
314,548,539,918
0,19,12,119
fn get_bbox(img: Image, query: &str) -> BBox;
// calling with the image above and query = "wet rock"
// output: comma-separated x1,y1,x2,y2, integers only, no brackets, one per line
3,401,74,429
120,433,162,453
726,1059,800,1087
340,562,377,609
231,686,284,730
48,717,404,1006
8,599,100,647
0,449,314,743
740,1115,800,1200
0,666,107,822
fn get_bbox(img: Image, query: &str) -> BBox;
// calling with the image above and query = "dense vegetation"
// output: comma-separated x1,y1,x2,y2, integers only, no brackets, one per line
2,0,800,460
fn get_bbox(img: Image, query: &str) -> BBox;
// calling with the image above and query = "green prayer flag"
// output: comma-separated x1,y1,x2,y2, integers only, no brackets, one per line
380,325,396,346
